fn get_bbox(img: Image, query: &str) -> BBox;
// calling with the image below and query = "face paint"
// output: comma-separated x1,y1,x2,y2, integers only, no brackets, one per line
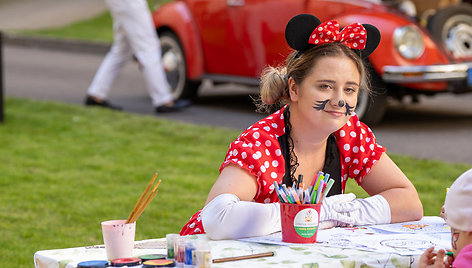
313,99,329,111
313,99,354,116
345,103,354,116
451,228,459,250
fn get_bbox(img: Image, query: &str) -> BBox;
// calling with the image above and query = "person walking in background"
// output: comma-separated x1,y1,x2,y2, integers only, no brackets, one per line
85,0,191,113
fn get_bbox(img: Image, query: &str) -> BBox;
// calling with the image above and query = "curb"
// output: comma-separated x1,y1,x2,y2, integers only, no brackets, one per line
3,33,111,55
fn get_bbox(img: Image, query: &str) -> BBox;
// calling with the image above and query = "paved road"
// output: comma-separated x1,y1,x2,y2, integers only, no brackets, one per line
374,98,472,165
3,44,264,127
4,43,472,165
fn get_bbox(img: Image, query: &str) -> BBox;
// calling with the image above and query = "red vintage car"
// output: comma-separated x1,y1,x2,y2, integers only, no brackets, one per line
152,0,472,124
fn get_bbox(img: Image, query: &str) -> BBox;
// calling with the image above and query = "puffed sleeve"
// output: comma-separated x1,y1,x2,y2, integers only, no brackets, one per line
219,119,286,199
335,115,386,185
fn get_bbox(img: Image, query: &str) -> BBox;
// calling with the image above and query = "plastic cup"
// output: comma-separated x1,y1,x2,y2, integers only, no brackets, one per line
174,236,187,265
166,233,179,259
194,240,211,268
101,220,136,260
280,203,321,243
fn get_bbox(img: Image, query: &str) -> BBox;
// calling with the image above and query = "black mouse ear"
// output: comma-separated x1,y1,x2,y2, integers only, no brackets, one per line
357,24,381,58
285,14,322,52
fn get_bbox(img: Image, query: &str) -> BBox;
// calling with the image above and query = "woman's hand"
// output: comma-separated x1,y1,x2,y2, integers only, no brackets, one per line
418,247,447,268
320,193,391,228
319,193,359,229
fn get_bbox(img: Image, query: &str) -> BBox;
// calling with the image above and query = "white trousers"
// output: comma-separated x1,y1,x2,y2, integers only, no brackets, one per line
87,0,173,107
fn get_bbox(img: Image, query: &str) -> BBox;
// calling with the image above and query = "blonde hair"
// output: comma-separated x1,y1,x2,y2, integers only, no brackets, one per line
257,43,370,113
257,66,289,113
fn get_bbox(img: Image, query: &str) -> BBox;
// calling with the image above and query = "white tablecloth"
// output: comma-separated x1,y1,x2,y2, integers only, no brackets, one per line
34,217,451,268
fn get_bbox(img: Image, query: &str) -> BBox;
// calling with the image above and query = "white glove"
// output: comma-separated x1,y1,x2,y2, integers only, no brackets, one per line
333,194,391,226
320,193,391,229
201,193,281,240
319,193,360,229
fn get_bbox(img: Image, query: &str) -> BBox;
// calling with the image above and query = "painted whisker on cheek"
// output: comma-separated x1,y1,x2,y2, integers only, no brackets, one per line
313,99,329,111
345,103,354,116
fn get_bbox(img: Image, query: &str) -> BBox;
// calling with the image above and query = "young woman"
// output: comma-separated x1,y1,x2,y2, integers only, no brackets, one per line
180,14,423,239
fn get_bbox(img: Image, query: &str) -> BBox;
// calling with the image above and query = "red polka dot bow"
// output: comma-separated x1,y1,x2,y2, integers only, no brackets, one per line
308,20,367,49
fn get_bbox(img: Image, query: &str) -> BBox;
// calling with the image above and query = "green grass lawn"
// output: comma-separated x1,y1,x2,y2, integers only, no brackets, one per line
6,3,471,266
1,98,471,267
10,0,172,43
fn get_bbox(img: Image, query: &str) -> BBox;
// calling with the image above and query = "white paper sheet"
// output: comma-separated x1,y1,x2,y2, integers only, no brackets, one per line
368,216,450,234
238,217,452,256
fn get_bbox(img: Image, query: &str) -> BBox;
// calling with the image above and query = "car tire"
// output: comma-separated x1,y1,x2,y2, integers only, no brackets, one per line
355,67,388,126
427,3,472,58
159,31,201,100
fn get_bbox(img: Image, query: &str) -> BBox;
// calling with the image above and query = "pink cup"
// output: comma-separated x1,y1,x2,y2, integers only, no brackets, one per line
101,220,136,260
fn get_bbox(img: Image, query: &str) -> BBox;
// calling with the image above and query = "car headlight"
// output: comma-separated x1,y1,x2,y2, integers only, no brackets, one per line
393,25,425,60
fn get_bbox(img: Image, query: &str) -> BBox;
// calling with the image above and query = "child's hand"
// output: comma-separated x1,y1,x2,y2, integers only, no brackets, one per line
418,247,446,268
444,249,454,268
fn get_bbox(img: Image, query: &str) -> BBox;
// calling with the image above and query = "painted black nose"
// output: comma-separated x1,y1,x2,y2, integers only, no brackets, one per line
338,100,345,107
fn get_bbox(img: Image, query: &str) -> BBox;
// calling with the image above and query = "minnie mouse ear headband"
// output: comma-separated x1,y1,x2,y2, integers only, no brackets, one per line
285,14,381,58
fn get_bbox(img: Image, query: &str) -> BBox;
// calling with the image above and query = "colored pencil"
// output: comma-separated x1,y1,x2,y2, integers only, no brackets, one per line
290,188,301,204
274,172,333,204
323,173,330,183
278,187,289,203
315,181,325,204
321,178,335,203
281,184,294,203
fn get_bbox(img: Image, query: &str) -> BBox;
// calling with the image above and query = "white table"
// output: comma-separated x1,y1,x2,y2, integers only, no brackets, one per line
34,217,451,268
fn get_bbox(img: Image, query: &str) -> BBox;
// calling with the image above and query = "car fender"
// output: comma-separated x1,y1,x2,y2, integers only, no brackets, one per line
152,2,204,80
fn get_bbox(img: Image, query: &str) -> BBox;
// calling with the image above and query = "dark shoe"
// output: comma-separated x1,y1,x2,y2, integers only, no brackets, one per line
155,99,192,113
84,95,122,110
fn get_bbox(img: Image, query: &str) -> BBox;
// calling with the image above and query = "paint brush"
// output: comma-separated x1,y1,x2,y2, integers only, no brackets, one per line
129,179,161,223
126,173,161,223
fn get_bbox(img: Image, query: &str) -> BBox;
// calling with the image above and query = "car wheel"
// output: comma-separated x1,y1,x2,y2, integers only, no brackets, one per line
355,68,388,126
427,3,472,58
159,31,201,100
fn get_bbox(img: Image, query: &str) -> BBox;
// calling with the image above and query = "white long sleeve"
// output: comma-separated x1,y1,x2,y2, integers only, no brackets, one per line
201,193,281,240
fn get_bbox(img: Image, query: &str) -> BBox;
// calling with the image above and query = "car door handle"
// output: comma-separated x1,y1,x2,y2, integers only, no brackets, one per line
227,0,245,7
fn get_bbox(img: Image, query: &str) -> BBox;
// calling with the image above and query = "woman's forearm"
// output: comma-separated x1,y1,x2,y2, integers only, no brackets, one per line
380,187,423,223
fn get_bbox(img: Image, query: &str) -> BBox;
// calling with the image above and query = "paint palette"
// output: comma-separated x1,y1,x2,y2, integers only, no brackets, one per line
77,260,109,268
142,259,176,267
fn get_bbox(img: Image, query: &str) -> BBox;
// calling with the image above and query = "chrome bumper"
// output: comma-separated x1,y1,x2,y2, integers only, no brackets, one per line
382,62,472,83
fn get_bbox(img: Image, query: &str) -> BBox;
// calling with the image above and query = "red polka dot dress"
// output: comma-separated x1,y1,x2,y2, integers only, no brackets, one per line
180,106,385,235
